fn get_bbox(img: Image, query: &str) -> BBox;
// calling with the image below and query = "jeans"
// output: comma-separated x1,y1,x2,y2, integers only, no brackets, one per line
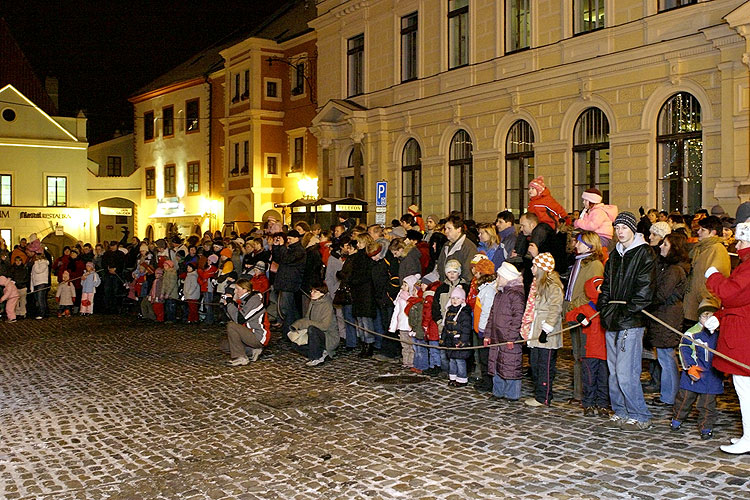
278,290,300,336
427,340,441,368
165,298,177,322
356,316,375,344
413,339,429,371
606,327,652,422
342,304,357,348
34,284,48,317
656,347,679,405
372,307,385,350
449,358,467,383
201,292,214,324
582,357,609,408
307,325,326,360
492,375,521,400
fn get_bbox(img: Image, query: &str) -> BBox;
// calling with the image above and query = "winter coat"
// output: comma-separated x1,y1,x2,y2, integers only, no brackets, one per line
646,258,690,348
432,278,470,329
302,244,324,291
149,276,163,303
389,290,413,332
678,323,724,394
574,203,618,240
52,254,70,281
341,248,376,318
272,242,305,292
474,280,497,336
0,276,18,304
436,234,478,283
486,282,525,379
526,277,564,349
705,246,750,377
405,293,424,338
442,303,473,360
251,274,270,294
183,270,200,300
161,268,180,300
421,283,440,341
9,263,29,289
684,236,730,322
598,234,655,332
292,294,339,354
527,187,567,229
371,255,399,309
198,264,217,293
67,257,85,291
398,245,422,281
565,256,605,311
477,242,498,263
325,255,343,299
565,277,607,360
30,259,49,287
56,283,76,306
497,227,517,268
226,291,270,346
81,271,101,294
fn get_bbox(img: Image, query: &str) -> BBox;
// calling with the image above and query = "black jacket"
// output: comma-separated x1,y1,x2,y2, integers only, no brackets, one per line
598,236,655,331
371,254,400,309
339,248,375,318
272,242,305,292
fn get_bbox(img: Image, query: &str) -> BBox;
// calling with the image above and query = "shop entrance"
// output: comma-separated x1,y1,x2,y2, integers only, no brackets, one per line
41,232,78,260
97,198,136,244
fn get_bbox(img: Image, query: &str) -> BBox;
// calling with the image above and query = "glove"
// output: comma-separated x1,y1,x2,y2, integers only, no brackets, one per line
704,266,719,279
538,332,548,343
576,313,590,327
409,330,416,337
639,206,645,217
539,321,554,344
687,365,703,382
704,315,720,333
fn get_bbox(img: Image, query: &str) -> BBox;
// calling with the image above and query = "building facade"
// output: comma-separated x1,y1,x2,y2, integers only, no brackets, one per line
310,0,750,223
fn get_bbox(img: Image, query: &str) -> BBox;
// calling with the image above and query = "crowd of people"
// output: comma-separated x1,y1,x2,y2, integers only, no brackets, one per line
1,176,750,455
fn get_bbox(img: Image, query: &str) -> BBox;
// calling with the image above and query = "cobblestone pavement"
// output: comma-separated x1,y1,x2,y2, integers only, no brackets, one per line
1,314,749,500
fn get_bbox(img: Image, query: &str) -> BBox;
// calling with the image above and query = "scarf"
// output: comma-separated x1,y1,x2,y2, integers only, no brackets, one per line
520,277,538,340
564,252,590,302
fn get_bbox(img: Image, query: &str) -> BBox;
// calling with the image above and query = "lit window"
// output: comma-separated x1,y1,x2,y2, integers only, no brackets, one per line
267,156,278,175
507,0,531,53
107,156,122,176
573,108,610,206
0,229,11,247
47,176,67,207
448,0,469,69
164,165,176,196
347,34,364,97
0,174,11,206
575,0,605,34
187,162,200,193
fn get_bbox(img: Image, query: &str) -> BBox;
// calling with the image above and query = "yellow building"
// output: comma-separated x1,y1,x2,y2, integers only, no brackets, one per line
310,0,750,222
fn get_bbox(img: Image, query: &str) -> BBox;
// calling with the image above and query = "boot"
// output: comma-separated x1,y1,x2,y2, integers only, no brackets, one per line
721,375,750,454
358,342,374,358
474,374,493,393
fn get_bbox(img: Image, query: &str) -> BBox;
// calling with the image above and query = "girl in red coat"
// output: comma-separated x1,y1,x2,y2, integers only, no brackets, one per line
527,176,568,230
705,222,750,454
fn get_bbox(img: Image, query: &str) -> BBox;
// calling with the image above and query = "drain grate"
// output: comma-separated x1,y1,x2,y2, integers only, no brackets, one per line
255,390,333,409
373,375,429,385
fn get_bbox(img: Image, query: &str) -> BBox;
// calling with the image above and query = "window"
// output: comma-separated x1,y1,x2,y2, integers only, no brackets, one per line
144,110,154,141
187,162,200,194
242,70,250,100
266,80,278,98
573,108,610,206
231,143,240,177
448,0,469,69
242,141,249,175
293,137,304,172
162,106,174,137
292,63,305,96
507,0,530,53
402,139,422,214
46,176,67,207
505,120,535,219
0,229,11,247
401,12,418,82
658,93,702,214
345,148,365,198
186,99,199,132
0,174,11,206
342,175,364,198
232,73,240,103
107,156,122,176
267,155,278,175
449,130,473,218
575,0,605,34
145,168,155,197
115,215,128,225
163,165,176,196
347,34,364,97
660,0,697,12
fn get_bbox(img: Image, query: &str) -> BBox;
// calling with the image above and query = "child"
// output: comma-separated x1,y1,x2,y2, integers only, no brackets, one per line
80,261,101,316
472,258,497,392
390,274,420,369
56,270,76,317
420,281,442,376
149,268,165,322
0,275,19,322
225,278,270,366
183,262,200,324
522,252,564,407
250,261,270,295
485,262,525,400
405,279,426,374
198,254,219,324
671,303,723,439
442,286,473,387
161,260,179,323
565,276,609,416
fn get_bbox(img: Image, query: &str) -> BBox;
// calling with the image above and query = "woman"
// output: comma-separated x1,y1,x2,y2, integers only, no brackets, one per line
291,282,339,366
564,231,605,403
30,254,50,319
52,246,71,282
645,232,690,407
339,233,377,358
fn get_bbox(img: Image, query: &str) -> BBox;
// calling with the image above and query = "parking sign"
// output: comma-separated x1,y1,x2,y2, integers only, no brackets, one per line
376,181,387,207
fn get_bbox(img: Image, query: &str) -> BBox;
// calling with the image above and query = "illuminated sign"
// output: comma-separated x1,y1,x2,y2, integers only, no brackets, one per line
100,207,132,216
336,204,363,212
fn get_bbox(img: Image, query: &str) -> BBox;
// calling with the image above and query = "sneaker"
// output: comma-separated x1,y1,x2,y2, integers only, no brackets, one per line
670,420,682,432
603,414,625,429
7,319,16,323
524,397,544,407
700,430,713,440
305,354,327,367
583,407,596,417
35,316,43,320
720,437,750,454
249,348,263,362
226,357,249,366
453,381,468,387
621,418,652,432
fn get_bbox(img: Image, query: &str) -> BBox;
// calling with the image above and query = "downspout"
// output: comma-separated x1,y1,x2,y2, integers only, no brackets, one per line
205,76,212,200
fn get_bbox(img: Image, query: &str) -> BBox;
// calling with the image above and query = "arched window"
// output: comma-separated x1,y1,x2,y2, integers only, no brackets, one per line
449,130,473,217
402,139,422,214
657,92,702,214
343,147,364,198
505,120,535,219
573,108,610,206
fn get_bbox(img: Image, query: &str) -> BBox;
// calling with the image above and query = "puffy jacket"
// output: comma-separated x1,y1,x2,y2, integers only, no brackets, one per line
565,277,606,360
389,290,412,332
678,323,724,394
421,282,440,341
183,270,200,300
646,258,689,348
272,242,305,292
30,259,49,287
527,187,567,229
574,204,618,240
81,270,101,294
0,276,18,304
527,277,564,349
292,294,339,354
432,278,470,329
442,303,473,360
598,234,655,331
683,236,730,322
474,280,497,336
161,268,180,300
226,291,270,346
486,282,525,379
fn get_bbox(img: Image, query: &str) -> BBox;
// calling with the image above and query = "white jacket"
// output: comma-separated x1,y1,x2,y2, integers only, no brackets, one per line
389,290,413,333
31,259,49,287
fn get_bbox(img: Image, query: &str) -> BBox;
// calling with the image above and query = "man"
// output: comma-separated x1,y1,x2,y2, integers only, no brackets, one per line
423,215,438,242
598,212,655,431
400,213,418,232
515,212,564,272
10,238,27,264
683,215,731,328
405,229,430,276
436,214,477,283
735,201,750,225
494,210,517,268
100,241,125,314
272,229,305,336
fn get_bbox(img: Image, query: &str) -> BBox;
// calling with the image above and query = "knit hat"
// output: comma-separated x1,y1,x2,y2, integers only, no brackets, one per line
736,202,750,225
163,260,174,269
736,222,750,243
710,204,727,218
581,188,603,204
220,248,232,259
532,252,555,273
426,214,439,223
529,176,546,193
697,301,718,318
613,212,637,235
444,259,462,274
497,262,521,281
470,253,488,265
403,274,421,292
207,254,219,265
449,286,466,301
408,204,420,216
253,261,267,273
287,229,301,239
391,226,407,238
474,258,495,276
649,221,672,239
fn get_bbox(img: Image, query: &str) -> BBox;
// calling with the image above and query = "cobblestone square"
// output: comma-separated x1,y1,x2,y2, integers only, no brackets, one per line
1,315,749,499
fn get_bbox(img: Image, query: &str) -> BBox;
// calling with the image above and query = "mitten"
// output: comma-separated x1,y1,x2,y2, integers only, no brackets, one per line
576,313,590,327
704,266,719,279
538,332,548,343
704,315,720,333
687,365,703,382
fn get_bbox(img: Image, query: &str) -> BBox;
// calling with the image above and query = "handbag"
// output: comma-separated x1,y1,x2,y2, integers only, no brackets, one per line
332,285,352,306
288,328,308,346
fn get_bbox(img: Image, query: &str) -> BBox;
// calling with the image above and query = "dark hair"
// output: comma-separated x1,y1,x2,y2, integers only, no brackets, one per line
496,210,515,225
698,215,723,235
659,210,669,217
400,213,415,225
311,282,329,295
445,214,464,231
406,229,423,242
668,214,684,225
695,209,709,217
647,208,658,215
295,221,310,232
662,232,690,264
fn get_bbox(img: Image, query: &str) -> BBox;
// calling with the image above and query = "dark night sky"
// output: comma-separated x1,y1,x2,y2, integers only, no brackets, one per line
1,1,280,144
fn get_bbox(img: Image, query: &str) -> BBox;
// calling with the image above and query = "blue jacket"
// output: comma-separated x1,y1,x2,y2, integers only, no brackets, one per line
678,323,724,395
81,270,101,293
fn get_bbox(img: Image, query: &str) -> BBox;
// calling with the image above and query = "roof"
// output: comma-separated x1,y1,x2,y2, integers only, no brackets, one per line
131,0,315,99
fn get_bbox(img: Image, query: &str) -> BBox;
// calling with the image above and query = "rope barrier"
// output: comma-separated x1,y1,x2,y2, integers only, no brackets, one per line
0,267,109,302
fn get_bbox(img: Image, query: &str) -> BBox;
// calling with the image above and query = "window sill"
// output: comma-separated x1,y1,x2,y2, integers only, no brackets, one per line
573,26,605,37
505,47,531,56
448,63,469,71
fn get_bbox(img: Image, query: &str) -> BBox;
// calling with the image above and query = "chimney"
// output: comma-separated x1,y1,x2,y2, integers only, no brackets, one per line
45,77,59,110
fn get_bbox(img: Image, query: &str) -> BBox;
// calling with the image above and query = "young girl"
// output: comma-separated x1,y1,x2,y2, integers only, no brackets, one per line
56,270,76,317
442,287,473,387
522,252,564,407
149,268,165,322
485,262,526,400
390,274,420,369
0,275,19,322
161,260,179,323
31,255,50,319
80,261,101,316
183,262,200,324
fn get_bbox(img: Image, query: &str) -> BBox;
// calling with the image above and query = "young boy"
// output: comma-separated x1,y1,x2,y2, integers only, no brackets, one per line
671,303,723,439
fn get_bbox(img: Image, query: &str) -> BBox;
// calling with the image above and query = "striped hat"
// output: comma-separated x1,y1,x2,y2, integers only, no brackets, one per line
532,252,555,273
529,176,546,193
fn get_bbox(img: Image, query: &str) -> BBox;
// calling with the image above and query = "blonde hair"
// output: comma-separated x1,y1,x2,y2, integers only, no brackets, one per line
355,233,374,249
577,230,604,264
478,223,499,246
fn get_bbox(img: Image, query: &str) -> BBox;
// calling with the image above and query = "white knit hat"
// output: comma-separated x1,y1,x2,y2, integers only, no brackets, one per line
736,222,750,243
444,259,462,274
532,252,555,273
649,221,672,239
497,262,521,281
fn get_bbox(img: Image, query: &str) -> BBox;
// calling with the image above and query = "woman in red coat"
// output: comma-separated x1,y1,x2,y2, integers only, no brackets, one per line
705,222,750,454
526,176,568,230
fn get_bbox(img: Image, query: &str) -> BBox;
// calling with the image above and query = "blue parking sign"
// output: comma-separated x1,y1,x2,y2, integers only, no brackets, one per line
376,181,387,207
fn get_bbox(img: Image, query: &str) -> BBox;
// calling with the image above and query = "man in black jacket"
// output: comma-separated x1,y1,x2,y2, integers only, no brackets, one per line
598,211,655,432
272,230,305,336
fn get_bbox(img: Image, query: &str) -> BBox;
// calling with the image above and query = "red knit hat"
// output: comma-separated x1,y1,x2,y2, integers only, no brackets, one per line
529,176,546,193
474,258,495,276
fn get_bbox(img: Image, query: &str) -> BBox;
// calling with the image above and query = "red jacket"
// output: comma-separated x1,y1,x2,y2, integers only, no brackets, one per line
415,241,430,275
197,264,218,292
706,246,750,376
527,187,567,229
251,273,270,294
564,276,606,360
422,282,440,341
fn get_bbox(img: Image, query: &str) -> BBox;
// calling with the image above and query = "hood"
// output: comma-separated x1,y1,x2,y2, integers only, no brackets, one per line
616,232,647,256
693,235,722,253
584,276,603,301
594,203,619,222
530,186,550,201
0,276,11,286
